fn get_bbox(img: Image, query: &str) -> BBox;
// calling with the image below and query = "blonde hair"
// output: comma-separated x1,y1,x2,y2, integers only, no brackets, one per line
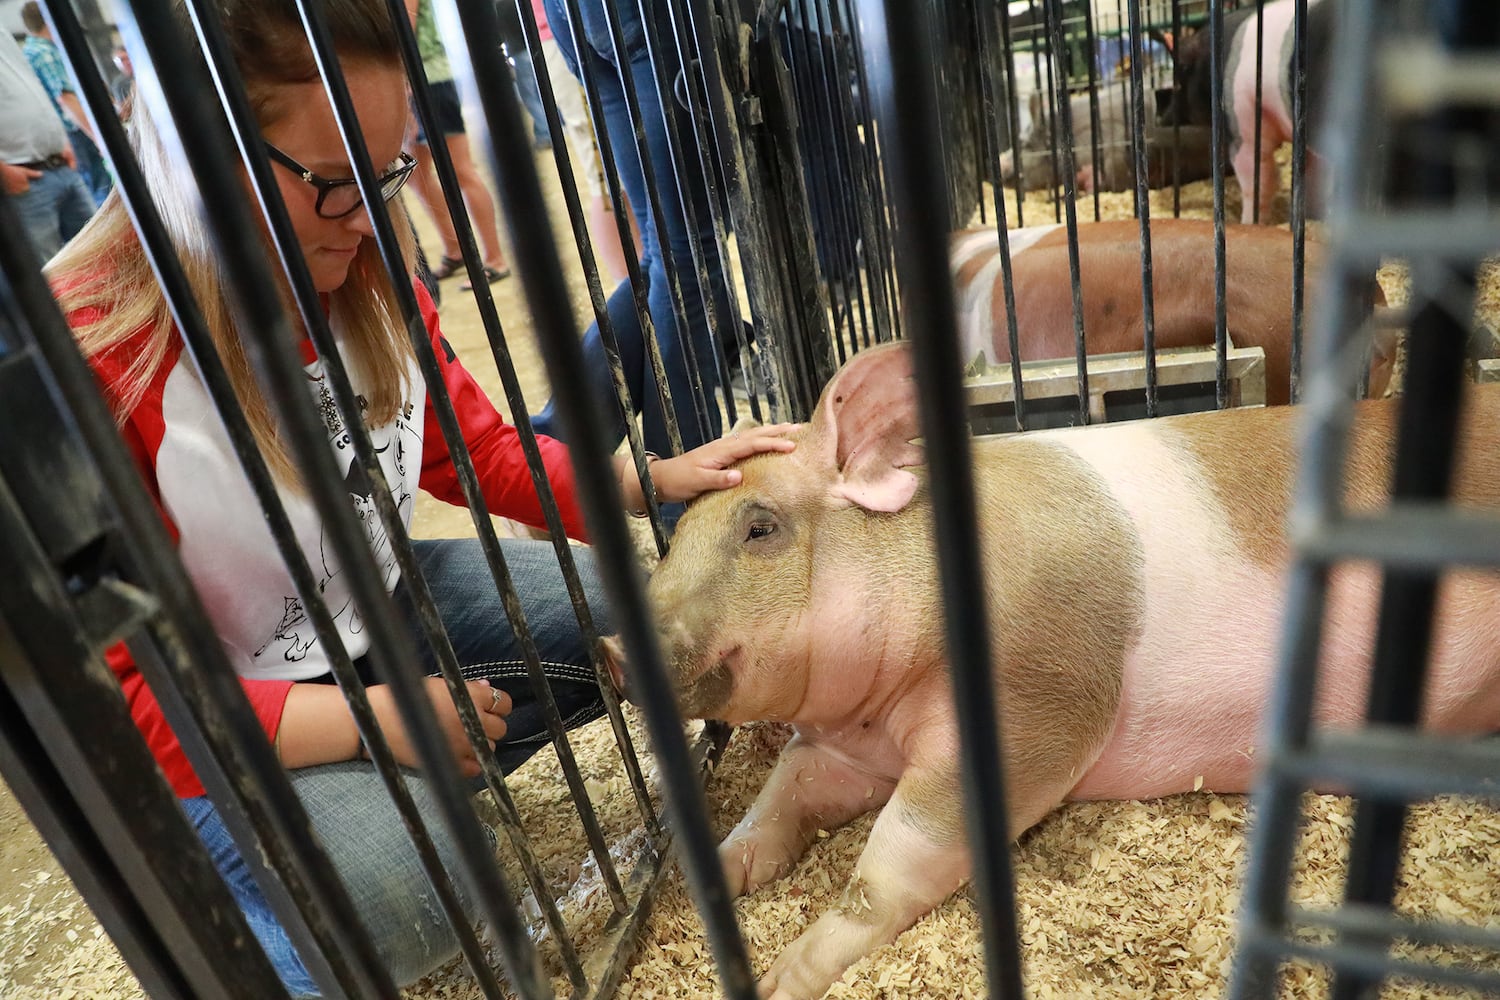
49,0,417,484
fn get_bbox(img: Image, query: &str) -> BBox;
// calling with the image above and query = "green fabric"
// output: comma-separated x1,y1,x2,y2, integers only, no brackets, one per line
414,0,452,83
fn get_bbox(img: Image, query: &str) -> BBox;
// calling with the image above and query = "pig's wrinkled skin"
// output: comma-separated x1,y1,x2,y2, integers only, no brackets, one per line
948,218,1393,406
612,342,1500,1000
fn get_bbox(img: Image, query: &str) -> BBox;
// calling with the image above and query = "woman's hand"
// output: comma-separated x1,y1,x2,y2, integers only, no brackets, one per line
632,423,801,507
365,677,511,777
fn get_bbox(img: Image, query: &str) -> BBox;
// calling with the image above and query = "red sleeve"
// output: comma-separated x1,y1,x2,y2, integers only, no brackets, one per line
412,281,591,540
84,310,293,799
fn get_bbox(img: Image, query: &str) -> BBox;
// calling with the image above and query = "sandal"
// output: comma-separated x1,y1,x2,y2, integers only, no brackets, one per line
460,265,512,291
427,254,464,281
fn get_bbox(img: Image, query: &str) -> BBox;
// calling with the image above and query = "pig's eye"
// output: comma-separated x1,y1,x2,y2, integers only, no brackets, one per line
746,521,776,541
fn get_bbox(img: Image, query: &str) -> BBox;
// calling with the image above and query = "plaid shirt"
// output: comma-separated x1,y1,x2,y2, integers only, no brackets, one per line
21,35,77,130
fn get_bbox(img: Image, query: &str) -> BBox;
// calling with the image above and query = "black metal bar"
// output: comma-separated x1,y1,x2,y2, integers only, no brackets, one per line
974,0,1029,431
1126,0,1158,418
1296,507,1500,569
47,1,517,991
1170,0,1183,217
1289,0,1309,403
0,435,286,1000
127,0,560,992
1240,924,1500,995
436,1,760,996
633,0,742,429
997,0,1027,227
1210,0,1229,408
858,3,1025,999
1275,728,1500,800
1080,1,1104,221
1251,0,1265,223
1043,0,1091,424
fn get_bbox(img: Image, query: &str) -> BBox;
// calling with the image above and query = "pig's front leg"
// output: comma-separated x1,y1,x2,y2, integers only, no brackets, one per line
757,765,966,1000
721,733,898,898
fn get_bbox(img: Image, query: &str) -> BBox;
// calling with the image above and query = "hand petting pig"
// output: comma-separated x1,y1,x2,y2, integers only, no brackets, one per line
608,342,1500,999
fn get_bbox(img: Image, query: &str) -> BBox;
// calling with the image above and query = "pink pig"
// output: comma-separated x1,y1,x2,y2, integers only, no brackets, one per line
609,342,1500,1000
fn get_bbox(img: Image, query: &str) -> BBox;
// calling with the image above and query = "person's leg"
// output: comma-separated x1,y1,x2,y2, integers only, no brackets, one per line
562,0,727,455
67,127,112,206
509,48,552,148
9,173,67,263
406,538,611,773
442,132,511,279
181,762,486,996
53,166,97,246
408,139,464,266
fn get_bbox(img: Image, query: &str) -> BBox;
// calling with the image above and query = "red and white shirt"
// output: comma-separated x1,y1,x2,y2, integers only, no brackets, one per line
81,279,585,797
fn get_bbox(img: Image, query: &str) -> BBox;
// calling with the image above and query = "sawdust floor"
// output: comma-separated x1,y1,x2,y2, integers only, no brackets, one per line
5,147,1499,999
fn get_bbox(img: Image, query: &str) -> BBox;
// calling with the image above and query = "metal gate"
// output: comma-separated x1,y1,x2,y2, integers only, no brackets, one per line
1,0,1497,998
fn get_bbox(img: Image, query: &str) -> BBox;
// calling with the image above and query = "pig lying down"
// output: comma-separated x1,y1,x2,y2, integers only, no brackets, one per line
609,342,1500,1000
949,218,1393,406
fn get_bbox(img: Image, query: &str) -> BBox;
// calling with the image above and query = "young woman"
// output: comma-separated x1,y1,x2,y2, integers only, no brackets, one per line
48,0,794,993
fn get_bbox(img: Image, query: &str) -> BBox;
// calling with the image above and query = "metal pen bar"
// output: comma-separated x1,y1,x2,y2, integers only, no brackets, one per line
810,0,881,350
785,0,854,365
634,0,741,427
1043,0,1091,424
1269,727,1500,800
553,0,688,462
1294,506,1500,570
127,0,552,991
394,0,640,912
1126,0,1158,417
438,1,759,996
1210,0,1229,408
38,8,423,995
1250,0,1265,223
1333,11,1489,993
660,0,759,417
834,0,905,342
859,1,1025,997
46,1,504,991
283,0,607,985
0,462,286,1000
492,0,677,551
595,0,715,448
1239,925,1500,996
1289,901,1500,961
1080,1,1104,221
1170,0,1183,217
1227,0,1398,994
973,0,1030,431
997,0,1027,227
1289,0,1309,402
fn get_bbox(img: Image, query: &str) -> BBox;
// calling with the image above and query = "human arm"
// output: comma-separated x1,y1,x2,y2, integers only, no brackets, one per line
57,90,98,144
275,677,510,778
0,161,42,195
613,424,801,513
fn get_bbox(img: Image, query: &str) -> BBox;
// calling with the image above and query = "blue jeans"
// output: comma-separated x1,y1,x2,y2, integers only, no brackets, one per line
11,163,95,263
510,49,552,145
67,127,113,207
182,538,611,996
530,0,730,459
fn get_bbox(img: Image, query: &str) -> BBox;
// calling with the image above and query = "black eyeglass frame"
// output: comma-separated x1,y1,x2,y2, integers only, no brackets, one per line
264,142,417,220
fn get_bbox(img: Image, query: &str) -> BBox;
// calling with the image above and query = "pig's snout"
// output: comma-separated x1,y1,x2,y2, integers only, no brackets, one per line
600,635,633,703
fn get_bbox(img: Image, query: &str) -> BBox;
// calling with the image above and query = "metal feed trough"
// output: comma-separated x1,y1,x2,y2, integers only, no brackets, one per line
1,0,1498,998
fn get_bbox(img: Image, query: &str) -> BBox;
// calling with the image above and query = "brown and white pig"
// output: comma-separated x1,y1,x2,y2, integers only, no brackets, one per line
612,342,1500,1000
949,217,1392,406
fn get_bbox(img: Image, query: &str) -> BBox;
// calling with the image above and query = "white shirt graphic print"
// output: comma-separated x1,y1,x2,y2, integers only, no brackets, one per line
155,328,425,682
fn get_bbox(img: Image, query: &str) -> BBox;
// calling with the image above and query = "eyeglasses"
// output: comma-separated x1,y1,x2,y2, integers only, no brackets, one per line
264,143,417,220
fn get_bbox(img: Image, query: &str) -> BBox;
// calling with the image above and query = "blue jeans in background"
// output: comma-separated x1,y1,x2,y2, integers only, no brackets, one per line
182,538,611,996
529,0,731,461
12,163,95,263
510,48,553,146
67,127,113,207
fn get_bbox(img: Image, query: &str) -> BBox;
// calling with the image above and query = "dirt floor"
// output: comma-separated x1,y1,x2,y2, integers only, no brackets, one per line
5,144,1500,1000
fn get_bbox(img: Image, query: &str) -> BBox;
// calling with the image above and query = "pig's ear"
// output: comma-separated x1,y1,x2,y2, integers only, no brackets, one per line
806,342,926,513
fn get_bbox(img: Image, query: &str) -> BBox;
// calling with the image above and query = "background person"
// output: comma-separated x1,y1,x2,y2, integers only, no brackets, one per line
403,0,511,290
48,0,794,993
20,1,113,206
1,30,95,262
